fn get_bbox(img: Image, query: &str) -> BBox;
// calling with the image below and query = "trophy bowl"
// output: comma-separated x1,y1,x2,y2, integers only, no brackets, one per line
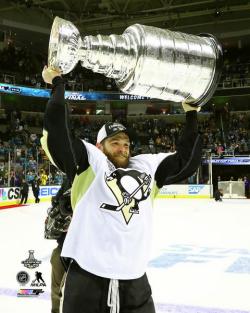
48,16,81,74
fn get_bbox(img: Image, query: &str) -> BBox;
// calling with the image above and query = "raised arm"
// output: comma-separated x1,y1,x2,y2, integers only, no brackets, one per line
41,66,89,183
155,103,202,188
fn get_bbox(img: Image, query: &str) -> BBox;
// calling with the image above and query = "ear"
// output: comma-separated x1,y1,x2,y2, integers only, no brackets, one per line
96,143,103,151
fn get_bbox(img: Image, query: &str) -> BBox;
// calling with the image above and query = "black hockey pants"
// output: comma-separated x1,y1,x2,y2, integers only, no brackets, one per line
60,260,155,313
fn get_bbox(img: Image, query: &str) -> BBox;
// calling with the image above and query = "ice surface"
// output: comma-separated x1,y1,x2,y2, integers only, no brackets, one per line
0,199,250,313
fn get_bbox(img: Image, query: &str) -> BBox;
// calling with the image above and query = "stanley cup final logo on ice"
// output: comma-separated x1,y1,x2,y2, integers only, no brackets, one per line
21,250,42,269
100,169,151,224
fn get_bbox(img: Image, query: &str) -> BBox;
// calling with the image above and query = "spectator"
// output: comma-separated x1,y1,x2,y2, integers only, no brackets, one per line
19,178,29,204
40,169,48,185
31,176,40,203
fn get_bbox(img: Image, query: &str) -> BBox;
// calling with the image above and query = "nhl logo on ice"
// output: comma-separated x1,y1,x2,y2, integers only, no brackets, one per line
21,250,41,269
16,271,30,285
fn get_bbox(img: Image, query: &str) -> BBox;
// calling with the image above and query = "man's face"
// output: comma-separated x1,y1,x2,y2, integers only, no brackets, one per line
99,132,130,168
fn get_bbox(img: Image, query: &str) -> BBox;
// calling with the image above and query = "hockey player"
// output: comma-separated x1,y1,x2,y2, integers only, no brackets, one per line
41,66,202,313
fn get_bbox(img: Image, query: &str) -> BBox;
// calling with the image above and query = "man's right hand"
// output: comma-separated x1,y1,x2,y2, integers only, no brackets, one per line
182,101,201,112
42,65,61,84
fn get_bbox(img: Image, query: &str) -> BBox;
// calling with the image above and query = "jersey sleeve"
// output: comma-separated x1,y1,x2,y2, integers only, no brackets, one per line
154,110,202,188
82,140,107,174
41,76,89,183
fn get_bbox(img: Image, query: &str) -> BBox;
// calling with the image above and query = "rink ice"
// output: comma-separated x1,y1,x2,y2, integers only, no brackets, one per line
0,198,250,313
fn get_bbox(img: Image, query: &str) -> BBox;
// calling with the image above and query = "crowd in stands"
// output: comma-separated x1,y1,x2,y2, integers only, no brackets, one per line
69,109,250,157
200,111,250,156
0,43,118,92
0,103,250,187
220,47,250,88
0,105,64,187
0,42,250,188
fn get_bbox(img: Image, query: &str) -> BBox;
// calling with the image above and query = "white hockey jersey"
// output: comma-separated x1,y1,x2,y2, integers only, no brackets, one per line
61,140,172,279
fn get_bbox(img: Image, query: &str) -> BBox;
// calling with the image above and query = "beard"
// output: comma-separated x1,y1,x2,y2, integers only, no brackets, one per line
103,149,129,168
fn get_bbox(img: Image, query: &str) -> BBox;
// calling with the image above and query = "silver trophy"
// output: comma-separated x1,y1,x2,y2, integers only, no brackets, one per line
48,16,222,106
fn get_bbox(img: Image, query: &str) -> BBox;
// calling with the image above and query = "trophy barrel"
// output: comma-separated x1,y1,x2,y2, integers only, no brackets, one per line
116,24,223,106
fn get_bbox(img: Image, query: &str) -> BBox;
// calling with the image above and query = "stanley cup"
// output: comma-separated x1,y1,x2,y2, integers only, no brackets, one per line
48,16,222,106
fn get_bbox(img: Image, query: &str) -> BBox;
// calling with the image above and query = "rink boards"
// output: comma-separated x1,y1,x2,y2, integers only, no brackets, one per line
0,186,61,207
0,184,211,207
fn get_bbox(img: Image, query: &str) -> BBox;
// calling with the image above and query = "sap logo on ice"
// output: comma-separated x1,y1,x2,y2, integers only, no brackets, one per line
188,185,204,194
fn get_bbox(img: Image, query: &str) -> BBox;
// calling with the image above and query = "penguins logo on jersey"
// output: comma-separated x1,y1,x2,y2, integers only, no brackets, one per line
100,169,151,224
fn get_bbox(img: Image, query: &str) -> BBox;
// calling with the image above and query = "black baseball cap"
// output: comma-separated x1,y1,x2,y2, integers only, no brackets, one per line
96,122,128,144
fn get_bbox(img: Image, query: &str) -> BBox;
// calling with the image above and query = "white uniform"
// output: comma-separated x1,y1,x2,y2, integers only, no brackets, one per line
62,141,172,279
